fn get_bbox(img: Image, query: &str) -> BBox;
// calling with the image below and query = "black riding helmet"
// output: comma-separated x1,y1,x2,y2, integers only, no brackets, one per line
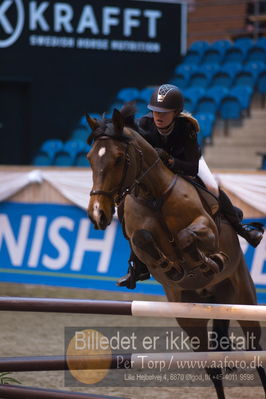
148,84,184,113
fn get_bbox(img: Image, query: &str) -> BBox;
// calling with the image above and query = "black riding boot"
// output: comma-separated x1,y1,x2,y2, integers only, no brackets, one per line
116,251,150,289
219,189,264,247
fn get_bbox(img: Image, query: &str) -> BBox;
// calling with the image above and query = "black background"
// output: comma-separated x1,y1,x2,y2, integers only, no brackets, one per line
0,0,183,164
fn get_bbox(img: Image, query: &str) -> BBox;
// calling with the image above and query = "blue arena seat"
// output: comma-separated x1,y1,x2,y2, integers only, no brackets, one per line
209,70,234,88
212,39,233,53
188,40,209,53
183,43,207,65
244,61,266,77
234,37,255,53
184,87,206,103
233,69,257,88
135,99,148,115
174,63,198,75
188,70,210,88
256,37,266,49
116,87,140,102
222,62,243,78
231,85,253,114
257,69,266,106
194,93,219,115
139,86,156,102
219,95,242,120
74,143,91,167
168,72,190,89
201,48,223,65
245,45,266,64
183,93,197,113
195,112,216,143
71,127,89,142
257,152,266,170
32,139,63,166
223,45,246,64
53,140,86,167
32,152,54,166
207,86,229,104
200,63,220,80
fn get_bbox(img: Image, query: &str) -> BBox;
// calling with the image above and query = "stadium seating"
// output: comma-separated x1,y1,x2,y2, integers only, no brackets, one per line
195,93,219,115
209,70,234,88
212,39,232,53
223,45,246,64
219,95,242,120
116,87,140,102
206,86,229,105
257,69,266,105
257,152,266,170
74,143,91,167
233,69,257,88
33,139,63,166
195,112,216,144
231,85,253,115
53,140,87,167
138,86,156,102
201,47,223,65
188,70,210,88
245,45,266,64
234,37,255,54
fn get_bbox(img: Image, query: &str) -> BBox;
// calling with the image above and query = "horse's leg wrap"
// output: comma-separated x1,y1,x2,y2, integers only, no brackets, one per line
132,229,169,269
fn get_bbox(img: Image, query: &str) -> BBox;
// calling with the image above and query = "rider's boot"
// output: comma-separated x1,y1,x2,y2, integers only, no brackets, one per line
219,189,264,247
116,252,150,289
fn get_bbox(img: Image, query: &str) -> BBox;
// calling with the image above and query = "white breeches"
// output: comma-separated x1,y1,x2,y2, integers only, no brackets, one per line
198,156,219,197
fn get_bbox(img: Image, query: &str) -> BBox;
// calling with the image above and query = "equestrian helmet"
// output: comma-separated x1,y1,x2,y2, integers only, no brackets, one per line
148,84,184,113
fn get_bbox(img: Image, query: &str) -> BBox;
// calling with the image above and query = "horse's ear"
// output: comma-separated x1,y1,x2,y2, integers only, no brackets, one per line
112,108,124,133
86,113,99,131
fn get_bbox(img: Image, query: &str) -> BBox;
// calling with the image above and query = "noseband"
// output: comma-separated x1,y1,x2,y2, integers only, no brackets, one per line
90,141,132,203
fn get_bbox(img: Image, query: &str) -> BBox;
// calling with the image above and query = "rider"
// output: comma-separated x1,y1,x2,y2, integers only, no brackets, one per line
117,84,264,289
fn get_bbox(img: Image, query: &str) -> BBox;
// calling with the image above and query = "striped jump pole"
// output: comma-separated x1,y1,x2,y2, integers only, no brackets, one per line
1,352,266,372
0,384,128,399
0,297,266,321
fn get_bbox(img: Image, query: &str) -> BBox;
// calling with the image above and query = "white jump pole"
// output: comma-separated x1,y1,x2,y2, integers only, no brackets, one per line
132,301,266,321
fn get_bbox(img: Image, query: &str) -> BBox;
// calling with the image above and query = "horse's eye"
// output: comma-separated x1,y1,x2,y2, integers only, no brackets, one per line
115,156,123,165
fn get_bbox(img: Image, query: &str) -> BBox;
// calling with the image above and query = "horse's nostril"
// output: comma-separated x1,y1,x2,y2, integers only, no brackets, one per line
99,210,107,228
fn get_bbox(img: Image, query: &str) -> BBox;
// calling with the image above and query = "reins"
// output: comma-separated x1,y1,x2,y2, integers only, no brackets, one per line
89,135,178,210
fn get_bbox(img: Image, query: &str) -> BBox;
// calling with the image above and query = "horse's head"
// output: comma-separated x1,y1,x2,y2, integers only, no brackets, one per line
86,108,137,230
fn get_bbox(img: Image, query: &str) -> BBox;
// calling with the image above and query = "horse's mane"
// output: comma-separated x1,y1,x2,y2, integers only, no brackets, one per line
87,103,140,145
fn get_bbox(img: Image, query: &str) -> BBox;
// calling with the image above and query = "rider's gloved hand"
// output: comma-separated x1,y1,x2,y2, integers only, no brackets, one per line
155,148,173,167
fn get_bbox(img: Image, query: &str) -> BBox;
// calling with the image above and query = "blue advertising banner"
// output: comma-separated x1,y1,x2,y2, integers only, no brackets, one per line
0,202,265,301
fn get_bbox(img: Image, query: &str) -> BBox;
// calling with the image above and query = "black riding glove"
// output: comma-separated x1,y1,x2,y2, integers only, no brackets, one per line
155,148,174,167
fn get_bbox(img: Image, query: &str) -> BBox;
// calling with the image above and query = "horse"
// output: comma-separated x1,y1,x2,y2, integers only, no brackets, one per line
85,105,266,399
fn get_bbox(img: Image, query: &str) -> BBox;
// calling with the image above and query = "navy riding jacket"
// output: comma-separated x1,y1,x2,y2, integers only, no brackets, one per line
138,112,201,177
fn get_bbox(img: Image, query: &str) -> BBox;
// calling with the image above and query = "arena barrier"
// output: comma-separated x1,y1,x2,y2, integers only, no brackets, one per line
1,352,266,373
0,384,128,399
1,296,266,321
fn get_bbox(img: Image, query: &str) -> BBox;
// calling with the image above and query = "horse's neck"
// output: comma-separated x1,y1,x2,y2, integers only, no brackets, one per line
128,127,176,198
142,162,176,198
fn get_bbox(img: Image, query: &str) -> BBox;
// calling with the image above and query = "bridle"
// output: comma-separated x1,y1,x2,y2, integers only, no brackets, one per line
89,136,160,206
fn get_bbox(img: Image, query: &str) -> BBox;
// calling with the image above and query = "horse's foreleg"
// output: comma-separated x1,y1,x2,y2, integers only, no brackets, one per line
177,317,226,399
176,216,228,274
238,320,266,395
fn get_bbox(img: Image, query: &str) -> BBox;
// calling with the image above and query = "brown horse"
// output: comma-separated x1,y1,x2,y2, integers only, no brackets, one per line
86,106,266,399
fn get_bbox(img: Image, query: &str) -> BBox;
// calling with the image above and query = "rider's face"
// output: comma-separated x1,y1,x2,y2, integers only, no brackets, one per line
153,111,176,132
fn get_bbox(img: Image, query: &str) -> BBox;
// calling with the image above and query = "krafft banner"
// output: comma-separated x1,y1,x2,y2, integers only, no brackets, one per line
0,0,186,164
0,202,265,302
